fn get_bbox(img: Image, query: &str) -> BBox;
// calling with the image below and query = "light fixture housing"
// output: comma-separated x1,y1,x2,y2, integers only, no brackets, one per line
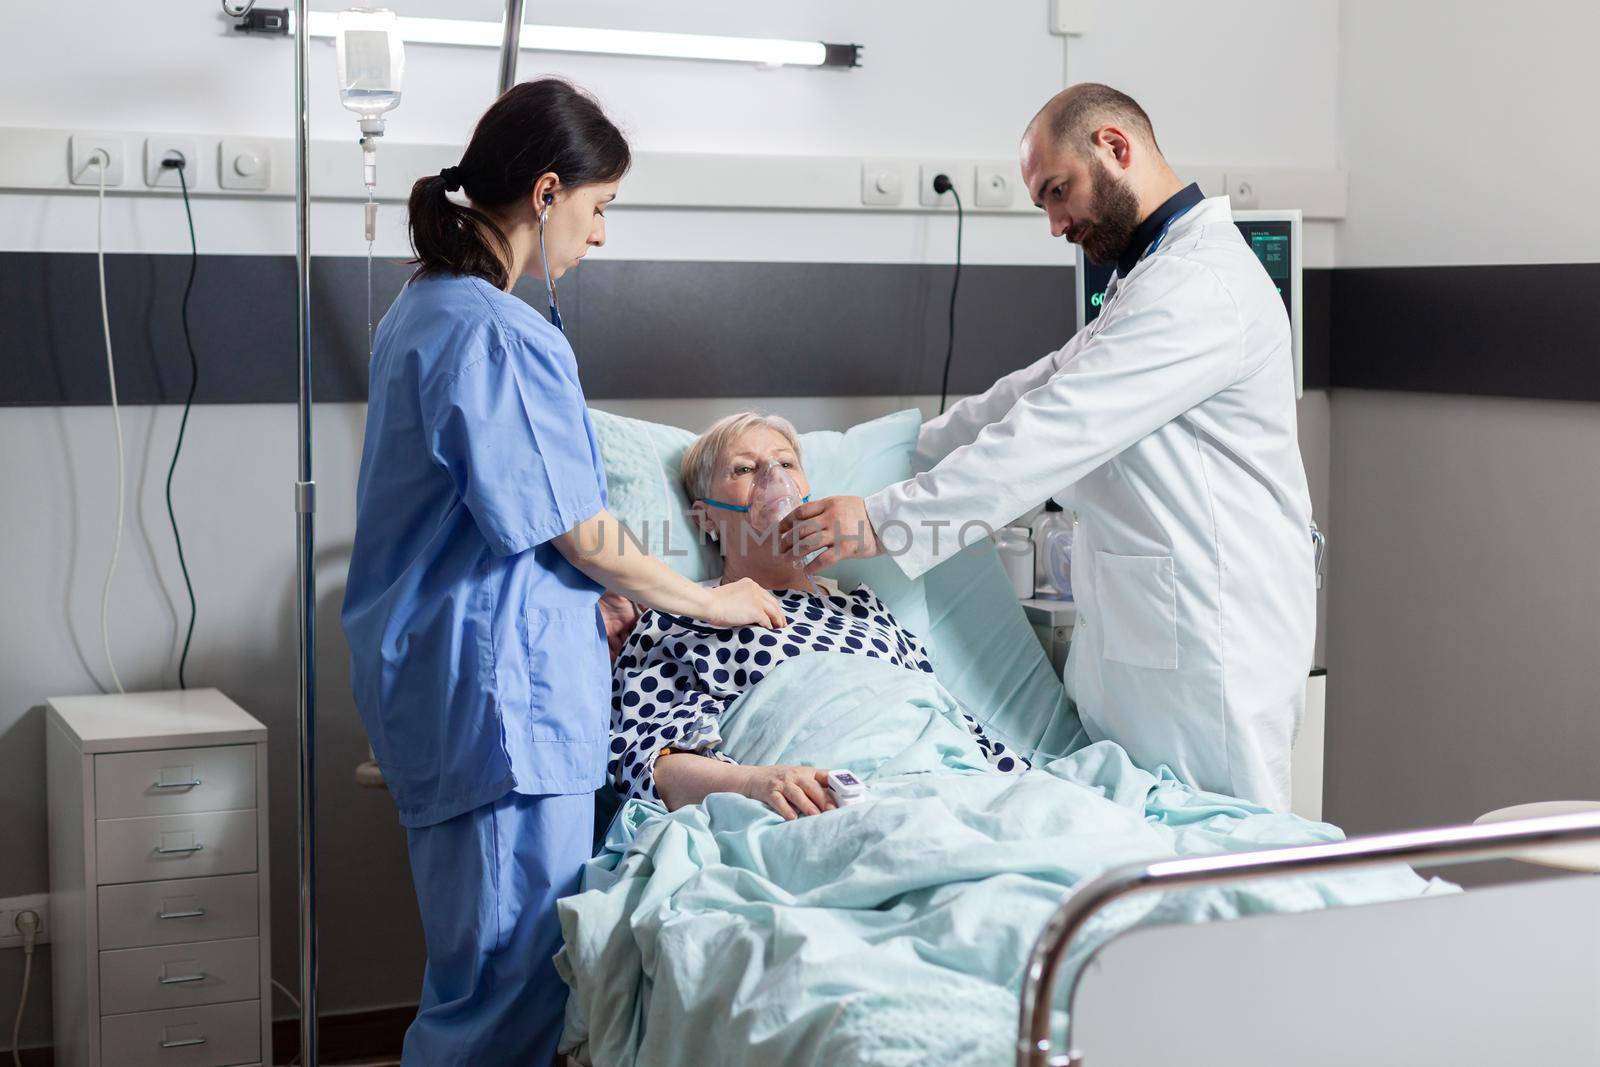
303,13,861,69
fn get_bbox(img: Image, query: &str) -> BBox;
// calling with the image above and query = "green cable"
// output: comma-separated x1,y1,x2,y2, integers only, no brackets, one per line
167,162,200,688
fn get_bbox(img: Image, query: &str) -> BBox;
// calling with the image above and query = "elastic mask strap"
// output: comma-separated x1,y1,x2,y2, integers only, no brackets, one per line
699,494,811,514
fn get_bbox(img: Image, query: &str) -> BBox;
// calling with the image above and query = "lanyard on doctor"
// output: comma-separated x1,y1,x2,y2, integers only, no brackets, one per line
1141,198,1201,264
1098,198,1203,314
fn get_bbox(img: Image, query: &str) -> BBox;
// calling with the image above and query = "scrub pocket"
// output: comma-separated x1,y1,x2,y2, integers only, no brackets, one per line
523,606,609,743
1095,551,1179,670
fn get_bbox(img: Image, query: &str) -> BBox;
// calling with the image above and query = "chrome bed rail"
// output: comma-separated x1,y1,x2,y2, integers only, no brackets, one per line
1017,809,1600,1067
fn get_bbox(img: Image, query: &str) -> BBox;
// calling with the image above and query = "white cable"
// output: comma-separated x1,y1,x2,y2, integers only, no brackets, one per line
9,911,39,1067
271,978,302,1066
92,151,127,695
272,977,301,1009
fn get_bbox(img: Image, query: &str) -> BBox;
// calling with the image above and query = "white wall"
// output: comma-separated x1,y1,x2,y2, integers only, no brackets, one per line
1337,0,1600,267
0,0,1342,1049
1324,1,1600,846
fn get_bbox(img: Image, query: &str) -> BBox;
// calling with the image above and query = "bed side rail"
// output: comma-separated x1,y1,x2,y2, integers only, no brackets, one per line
1018,809,1600,1067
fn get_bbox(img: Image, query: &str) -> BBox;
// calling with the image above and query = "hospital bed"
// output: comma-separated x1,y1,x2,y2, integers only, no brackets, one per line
565,407,1600,1067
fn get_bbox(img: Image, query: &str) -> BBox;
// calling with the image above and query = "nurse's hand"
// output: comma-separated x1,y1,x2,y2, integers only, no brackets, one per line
779,495,883,574
702,577,787,630
742,764,837,820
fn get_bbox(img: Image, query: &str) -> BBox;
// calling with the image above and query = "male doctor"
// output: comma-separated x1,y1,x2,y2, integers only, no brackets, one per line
782,84,1315,811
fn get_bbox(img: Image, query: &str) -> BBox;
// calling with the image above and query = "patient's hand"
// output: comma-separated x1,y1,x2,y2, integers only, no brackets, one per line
742,764,837,820
599,591,640,660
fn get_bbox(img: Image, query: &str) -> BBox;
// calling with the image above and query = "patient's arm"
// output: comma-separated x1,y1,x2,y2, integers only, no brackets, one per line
656,751,835,820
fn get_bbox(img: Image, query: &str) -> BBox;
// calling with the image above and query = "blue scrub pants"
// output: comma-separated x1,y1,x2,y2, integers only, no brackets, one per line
402,790,593,1066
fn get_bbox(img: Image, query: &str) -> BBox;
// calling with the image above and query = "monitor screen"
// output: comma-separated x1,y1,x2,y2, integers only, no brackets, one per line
1078,218,1294,329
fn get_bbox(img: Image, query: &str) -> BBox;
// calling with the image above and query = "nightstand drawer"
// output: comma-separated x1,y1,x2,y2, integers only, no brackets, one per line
95,745,256,819
100,936,260,1015
99,874,259,951
97,811,257,885
100,998,261,1066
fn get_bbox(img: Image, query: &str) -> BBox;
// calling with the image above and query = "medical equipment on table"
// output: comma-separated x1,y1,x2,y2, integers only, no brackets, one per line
996,526,1035,599
826,769,866,807
335,7,404,352
1032,500,1075,601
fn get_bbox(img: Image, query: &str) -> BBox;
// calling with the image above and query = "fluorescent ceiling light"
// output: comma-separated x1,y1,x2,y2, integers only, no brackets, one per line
303,12,860,69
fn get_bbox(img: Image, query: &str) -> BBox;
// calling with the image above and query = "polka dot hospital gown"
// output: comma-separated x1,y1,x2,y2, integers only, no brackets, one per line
608,581,1029,801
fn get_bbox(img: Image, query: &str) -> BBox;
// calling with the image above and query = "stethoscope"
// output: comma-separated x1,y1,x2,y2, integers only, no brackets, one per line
537,192,563,332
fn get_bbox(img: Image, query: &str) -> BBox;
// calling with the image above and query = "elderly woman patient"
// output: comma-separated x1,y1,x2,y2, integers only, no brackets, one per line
609,412,1025,820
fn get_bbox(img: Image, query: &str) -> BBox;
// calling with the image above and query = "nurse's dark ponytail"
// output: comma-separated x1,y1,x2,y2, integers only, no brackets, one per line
409,78,631,291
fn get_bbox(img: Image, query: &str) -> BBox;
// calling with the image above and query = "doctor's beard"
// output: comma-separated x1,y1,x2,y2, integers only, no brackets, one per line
1073,164,1143,267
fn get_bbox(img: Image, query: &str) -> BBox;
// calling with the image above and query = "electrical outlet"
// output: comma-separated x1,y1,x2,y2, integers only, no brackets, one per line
1228,176,1261,209
145,136,200,189
69,133,125,186
918,161,969,208
0,894,50,950
975,163,1016,208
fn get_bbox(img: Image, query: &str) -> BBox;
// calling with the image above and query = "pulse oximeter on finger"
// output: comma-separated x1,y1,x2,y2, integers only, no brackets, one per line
827,769,866,807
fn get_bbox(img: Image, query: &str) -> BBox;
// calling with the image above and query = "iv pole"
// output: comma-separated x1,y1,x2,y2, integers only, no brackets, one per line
292,0,319,1063
290,6,523,1063
498,0,526,94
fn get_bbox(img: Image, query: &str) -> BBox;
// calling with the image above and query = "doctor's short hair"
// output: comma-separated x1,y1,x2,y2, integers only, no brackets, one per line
680,413,803,501
1033,83,1163,156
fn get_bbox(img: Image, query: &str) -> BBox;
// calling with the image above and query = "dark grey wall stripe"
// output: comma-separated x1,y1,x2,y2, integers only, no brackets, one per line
1329,264,1600,401
30,251,1521,407
0,252,1084,405
1302,268,1332,390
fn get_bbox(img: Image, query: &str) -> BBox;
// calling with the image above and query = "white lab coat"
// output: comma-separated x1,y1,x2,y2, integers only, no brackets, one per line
866,195,1314,810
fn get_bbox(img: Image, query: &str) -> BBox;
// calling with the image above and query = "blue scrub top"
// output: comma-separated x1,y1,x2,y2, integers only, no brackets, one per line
342,272,610,828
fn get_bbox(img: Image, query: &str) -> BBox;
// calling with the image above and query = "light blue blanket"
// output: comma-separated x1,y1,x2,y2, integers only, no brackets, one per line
556,654,1450,1066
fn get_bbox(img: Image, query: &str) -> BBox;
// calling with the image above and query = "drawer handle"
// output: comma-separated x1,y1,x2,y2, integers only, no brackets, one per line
158,971,208,985
159,1036,207,1049
157,907,207,920
152,777,204,790
156,842,205,855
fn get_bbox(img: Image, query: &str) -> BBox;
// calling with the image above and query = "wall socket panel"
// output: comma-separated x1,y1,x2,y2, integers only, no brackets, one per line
0,893,50,949
145,136,199,188
918,161,970,208
69,133,125,186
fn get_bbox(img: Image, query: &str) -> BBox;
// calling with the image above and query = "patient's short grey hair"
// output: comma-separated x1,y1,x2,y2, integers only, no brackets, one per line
680,412,802,501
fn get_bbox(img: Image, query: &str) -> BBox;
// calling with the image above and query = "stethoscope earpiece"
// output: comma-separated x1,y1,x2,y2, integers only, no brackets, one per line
535,190,562,331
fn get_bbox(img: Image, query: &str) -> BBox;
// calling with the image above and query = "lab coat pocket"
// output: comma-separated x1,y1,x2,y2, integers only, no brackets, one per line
1096,552,1179,670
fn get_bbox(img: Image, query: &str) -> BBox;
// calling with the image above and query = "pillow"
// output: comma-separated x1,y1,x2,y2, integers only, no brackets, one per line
588,407,930,639
588,410,715,580
920,540,1087,762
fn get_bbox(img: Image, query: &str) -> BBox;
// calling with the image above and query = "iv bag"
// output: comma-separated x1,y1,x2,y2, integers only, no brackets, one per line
335,8,405,121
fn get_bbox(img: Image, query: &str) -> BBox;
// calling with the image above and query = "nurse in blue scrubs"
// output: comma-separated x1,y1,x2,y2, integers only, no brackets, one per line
341,79,786,1066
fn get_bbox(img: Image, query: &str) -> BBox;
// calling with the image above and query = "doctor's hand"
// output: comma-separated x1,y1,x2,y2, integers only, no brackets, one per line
701,577,788,630
778,495,883,575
